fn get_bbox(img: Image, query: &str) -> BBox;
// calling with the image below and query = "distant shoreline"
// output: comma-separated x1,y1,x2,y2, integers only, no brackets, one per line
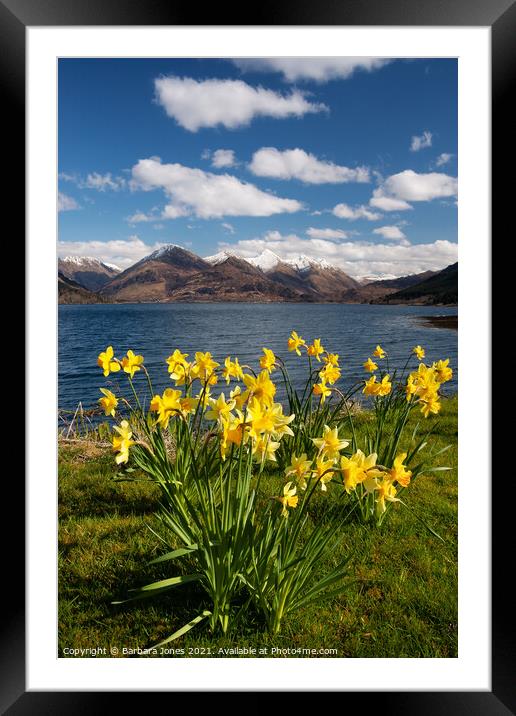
416,315,458,330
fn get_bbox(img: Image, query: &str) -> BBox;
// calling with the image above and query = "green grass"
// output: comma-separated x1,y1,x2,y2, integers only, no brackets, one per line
58,397,458,658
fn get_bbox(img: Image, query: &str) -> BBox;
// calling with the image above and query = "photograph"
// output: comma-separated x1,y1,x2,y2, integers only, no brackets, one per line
57,56,458,659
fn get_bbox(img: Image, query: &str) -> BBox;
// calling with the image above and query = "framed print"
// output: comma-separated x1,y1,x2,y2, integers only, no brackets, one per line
2,0,512,709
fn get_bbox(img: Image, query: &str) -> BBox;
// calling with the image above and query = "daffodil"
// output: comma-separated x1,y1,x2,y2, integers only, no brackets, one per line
252,435,280,463
374,477,399,516
121,349,144,379
247,397,276,436
433,358,453,383
287,330,306,356
222,356,244,384
413,345,425,360
205,393,236,422
339,450,378,493
312,425,349,460
150,388,182,429
230,385,246,410
420,396,441,418
112,420,135,465
363,376,379,396
269,402,295,438
178,396,198,418
319,363,341,385
220,410,248,459
277,482,299,518
312,455,336,492
363,357,378,373
389,452,412,487
307,338,325,362
323,352,339,367
285,453,313,490
313,379,332,404
166,349,190,383
259,348,277,373
373,345,386,359
193,351,220,383
97,346,121,377
243,370,276,406
98,388,118,416
376,375,392,396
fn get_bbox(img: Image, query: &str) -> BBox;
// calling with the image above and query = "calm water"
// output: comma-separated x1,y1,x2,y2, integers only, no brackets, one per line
58,303,458,411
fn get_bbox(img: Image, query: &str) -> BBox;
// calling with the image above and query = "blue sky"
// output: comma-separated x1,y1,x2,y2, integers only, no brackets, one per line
58,57,457,279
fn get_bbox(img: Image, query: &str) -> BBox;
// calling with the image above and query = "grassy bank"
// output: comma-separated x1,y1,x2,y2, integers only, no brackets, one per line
59,396,458,658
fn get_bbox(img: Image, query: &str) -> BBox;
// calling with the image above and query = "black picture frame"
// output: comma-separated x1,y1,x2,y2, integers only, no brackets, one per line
4,0,510,710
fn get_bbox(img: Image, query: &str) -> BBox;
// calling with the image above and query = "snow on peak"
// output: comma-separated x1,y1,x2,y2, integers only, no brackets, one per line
247,249,282,271
60,256,119,271
147,244,184,260
204,250,241,266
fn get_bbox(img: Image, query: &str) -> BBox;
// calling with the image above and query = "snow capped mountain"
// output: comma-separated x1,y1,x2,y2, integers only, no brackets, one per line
146,244,189,261
204,250,241,266
247,249,283,271
60,256,121,272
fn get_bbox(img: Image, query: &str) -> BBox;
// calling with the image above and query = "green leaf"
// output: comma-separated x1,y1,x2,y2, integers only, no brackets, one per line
148,546,198,565
153,610,212,648
112,573,203,604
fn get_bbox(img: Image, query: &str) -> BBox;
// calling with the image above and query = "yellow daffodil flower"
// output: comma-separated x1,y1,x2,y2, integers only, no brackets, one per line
339,450,379,493
178,396,198,418
323,352,339,367
433,358,453,383
312,455,336,492
98,388,118,416
247,397,276,436
242,370,276,406
420,396,441,418
97,346,121,377
285,453,313,490
413,345,425,360
307,338,325,362
287,330,306,356
269,402,295,438
319,363,341,385
205,393,236,422
222,356,244,384
229,385,246,410
252,435,280,463
112,420,135,464
121,349,144,379
313,379,332,404
376,375,392,396
166,349,189,381
259,348,277,373
277,482,299,518
150,388,182,429
373,345,386,359
193,351,220,383
374,477,399,516
312,425,349,460
363,375,379,396
389,452,412,487
363,357,378,373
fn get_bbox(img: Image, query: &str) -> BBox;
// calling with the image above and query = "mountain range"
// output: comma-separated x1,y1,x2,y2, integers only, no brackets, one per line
58,246,457,305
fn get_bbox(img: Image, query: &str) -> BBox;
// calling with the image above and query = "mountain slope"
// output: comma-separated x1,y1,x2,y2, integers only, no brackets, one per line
378,263,458,304
58,257,120,291
58,273,104,304
100,245,210,302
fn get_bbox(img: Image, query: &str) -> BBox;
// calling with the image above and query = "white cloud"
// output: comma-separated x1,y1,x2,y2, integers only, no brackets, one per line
222,222,235,234
332,203,381,221
410,131,433,152
154,76,327,132
232,57,390,82
58,192,79,212
131,157,303,219
380,169,458,202
373,226,409,246
369,190,413,212
57,237,166,269
218,231,457,279
249,147,369,184
435,152,453,167
211,149,237,168
83,172,126,191
306,227,348,240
